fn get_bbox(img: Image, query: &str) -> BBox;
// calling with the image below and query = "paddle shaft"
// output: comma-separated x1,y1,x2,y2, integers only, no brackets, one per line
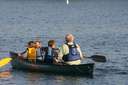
83,55,107,62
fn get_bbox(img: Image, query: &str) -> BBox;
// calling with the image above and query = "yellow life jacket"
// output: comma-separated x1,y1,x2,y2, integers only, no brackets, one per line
27,47,37,60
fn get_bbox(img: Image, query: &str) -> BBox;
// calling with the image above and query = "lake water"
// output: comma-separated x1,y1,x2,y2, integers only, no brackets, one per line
0,0,128,85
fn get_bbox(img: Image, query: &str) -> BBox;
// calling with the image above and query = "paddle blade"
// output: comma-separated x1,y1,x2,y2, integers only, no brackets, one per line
89,55,107,62
0,57,12,68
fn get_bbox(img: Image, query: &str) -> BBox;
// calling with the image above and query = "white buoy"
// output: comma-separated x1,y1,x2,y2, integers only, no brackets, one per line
67,0,69,5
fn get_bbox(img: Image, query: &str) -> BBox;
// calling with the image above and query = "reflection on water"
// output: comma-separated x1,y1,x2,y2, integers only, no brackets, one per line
25,73,67,85
0,71,11,78
10,71,86,85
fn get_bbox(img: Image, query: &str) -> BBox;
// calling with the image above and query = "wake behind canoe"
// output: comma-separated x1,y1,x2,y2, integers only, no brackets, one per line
10,52,94,76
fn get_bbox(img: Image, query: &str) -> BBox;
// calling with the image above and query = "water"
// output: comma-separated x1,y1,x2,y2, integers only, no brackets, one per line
0,0,128,85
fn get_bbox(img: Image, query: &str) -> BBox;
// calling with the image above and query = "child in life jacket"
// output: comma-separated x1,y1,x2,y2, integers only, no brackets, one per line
43,40,60,64
20,41,37,64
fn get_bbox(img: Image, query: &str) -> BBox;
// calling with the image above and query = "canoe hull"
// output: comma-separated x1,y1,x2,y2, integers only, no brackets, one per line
10,52,94,76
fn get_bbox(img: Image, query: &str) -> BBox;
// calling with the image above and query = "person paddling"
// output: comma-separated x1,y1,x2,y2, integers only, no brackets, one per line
19,41,37,64
59,34,83,65
43,40,59,64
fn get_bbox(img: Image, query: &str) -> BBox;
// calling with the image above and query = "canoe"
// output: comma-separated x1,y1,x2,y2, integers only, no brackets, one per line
10,52,94,76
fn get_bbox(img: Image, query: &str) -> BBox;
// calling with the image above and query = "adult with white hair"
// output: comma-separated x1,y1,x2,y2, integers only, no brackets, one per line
59,34,83,65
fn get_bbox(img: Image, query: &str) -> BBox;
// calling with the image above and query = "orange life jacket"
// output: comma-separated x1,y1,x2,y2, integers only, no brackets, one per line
27,47,37,60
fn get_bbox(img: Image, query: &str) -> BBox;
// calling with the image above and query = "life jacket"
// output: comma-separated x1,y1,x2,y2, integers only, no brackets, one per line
43,47,59,64
27,47,37,60
36,48,44,58
63,43,81,61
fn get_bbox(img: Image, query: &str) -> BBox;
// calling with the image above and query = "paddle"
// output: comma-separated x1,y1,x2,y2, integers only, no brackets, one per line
0,57,12,68
84,55,107,62
0,52,24,68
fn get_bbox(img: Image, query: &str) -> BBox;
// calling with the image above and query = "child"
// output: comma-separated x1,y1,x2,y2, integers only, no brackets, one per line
20,41,37,64
43,40,59,64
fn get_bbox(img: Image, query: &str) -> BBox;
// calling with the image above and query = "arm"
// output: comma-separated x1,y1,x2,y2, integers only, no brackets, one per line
58,44,69,62
18,48,28,58
20,49,27,55
76,44,83,60
58,46,64,61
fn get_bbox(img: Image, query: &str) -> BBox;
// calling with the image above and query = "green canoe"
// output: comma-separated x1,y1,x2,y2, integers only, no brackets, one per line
10,52,94,77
